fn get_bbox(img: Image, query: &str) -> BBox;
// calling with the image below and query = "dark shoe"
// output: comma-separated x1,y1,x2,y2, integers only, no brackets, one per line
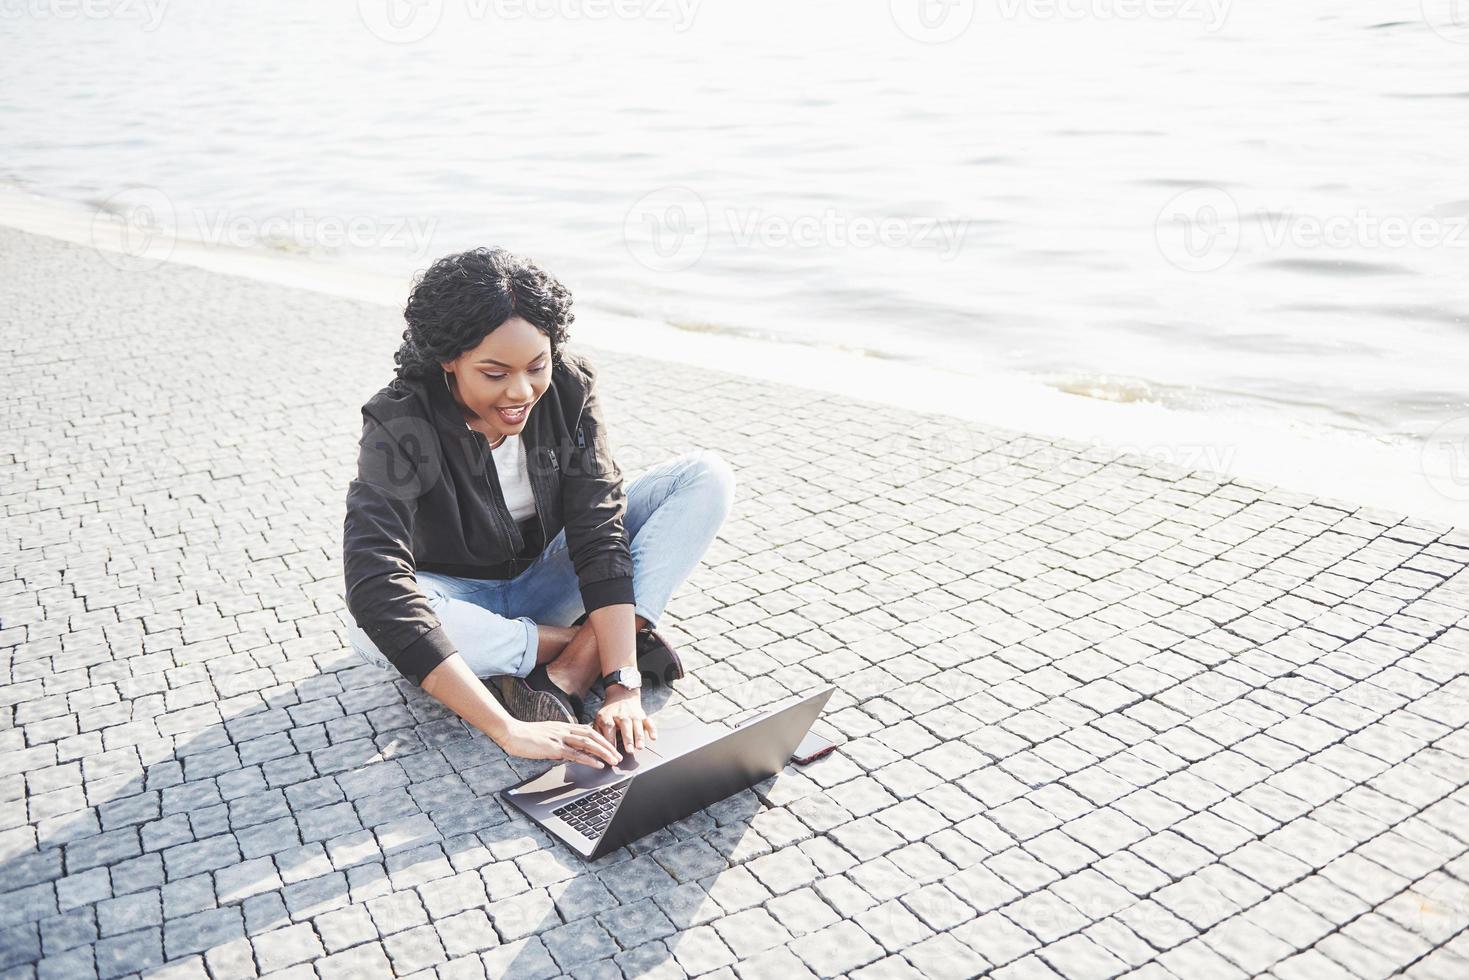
496,665,585,724
635,625,685,687
571,613,685,687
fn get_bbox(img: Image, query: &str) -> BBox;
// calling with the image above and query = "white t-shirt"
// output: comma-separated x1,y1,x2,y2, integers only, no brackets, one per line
490,433,537,523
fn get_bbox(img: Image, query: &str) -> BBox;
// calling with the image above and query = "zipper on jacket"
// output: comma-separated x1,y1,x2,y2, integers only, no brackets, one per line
468,428,525,557
533,447,556,550
524,443,551,558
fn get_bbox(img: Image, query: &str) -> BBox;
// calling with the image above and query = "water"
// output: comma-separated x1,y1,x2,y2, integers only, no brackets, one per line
2,1,1466,498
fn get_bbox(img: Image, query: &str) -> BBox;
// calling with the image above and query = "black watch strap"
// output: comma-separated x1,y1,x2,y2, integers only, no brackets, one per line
602,667,642,690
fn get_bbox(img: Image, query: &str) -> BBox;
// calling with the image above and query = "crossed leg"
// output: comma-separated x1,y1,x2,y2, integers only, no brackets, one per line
535,614,652,699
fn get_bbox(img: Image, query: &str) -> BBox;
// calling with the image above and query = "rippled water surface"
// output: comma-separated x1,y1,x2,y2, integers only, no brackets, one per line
2,0,1466,448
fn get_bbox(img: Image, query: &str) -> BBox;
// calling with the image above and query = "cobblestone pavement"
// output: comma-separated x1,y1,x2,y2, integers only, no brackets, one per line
2,224,1468,980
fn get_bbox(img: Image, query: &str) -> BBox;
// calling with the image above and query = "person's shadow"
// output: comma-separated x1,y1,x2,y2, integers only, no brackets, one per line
0,635,826,978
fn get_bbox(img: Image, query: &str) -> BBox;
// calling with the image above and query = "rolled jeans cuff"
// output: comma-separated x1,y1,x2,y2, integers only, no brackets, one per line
514,616,539,678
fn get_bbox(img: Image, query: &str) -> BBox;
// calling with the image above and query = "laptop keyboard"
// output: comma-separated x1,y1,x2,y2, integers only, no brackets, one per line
552,782,628,839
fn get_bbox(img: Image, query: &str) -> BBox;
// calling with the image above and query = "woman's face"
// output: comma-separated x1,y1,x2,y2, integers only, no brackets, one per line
441,316,552,440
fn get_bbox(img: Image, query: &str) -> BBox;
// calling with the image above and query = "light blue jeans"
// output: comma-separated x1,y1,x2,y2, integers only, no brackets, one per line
347,450,736,680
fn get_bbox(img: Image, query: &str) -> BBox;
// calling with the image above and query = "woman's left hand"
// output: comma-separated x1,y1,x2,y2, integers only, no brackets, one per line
594,686,657,753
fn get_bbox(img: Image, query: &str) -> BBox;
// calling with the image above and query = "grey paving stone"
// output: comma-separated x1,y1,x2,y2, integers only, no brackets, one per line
314,941,393,980
37,909,95,960
597,898,677,949
541,917,617,971
202,937,257,980
381,923,447,974
0,923,41,972
365,891,428,937
418,870,488,919
788,920,885,978
668,923,736,976
480,936,559,979
711,908,792,959
94,927,163,980
35,943,97,980
309,906,375,955
163,907,243,960
435,909,498,958
213,859,282,905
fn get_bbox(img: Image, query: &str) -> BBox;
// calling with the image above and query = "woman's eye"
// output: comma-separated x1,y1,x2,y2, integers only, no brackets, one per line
481,366,546,381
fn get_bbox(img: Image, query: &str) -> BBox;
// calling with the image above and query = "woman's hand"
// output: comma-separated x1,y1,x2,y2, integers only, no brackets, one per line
498,720,622,768
594,686,657,752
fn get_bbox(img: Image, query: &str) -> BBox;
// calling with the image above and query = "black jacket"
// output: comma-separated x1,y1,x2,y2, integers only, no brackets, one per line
342,348,634,685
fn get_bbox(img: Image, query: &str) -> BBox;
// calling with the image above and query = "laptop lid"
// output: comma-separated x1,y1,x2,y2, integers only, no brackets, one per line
585,685,836,859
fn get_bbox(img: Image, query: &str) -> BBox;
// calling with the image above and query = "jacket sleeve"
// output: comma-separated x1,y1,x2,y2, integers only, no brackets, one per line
561,358,637,614
342,409,459,685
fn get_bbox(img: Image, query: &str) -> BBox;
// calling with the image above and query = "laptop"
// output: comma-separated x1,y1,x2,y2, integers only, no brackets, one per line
500,686,836,860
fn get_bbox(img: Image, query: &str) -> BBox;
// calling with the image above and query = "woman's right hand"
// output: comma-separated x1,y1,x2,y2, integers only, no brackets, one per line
499,720,622,768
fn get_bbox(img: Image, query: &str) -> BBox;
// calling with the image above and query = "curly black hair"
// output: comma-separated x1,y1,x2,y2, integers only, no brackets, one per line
393,247,574,381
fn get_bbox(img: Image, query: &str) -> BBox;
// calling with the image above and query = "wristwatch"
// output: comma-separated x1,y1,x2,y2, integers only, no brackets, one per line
601,666,643,692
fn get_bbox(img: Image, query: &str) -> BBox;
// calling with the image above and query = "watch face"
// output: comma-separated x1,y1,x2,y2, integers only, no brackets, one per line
611,667,641,689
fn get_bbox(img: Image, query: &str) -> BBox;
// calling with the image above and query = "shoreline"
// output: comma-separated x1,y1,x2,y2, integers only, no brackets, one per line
2,181,1457,531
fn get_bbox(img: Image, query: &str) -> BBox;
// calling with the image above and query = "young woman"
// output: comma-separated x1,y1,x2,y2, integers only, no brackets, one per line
342,247,735,769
